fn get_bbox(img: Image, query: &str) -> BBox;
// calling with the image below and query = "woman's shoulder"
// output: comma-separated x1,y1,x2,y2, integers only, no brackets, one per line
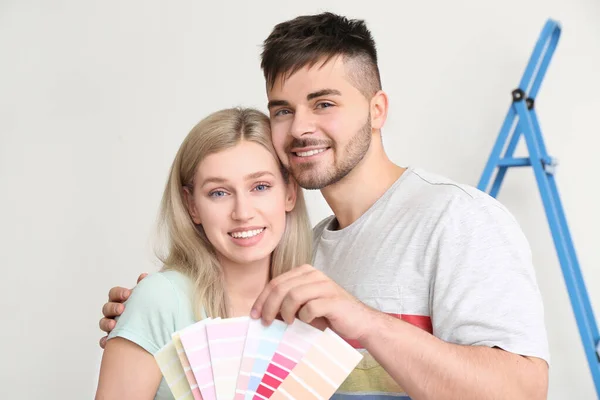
107,269,197,354
126,270,194,306
149,269,194,296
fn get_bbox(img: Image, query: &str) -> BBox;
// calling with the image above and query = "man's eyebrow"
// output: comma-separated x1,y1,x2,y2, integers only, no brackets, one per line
307,89,341,101
267,100,289,110
267,89,342,109
201,171,275,187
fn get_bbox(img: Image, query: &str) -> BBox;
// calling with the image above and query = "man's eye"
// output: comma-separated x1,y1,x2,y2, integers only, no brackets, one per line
275,109,291,116
316,102,334,109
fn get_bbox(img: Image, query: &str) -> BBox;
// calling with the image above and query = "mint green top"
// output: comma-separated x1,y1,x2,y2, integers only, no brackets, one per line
107,270,201,399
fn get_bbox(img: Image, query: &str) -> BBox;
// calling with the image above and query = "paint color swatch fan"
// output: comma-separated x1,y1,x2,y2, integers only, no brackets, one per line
154,316,363,400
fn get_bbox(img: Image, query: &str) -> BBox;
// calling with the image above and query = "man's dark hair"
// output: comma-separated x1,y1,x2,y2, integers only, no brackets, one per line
261,12,382,99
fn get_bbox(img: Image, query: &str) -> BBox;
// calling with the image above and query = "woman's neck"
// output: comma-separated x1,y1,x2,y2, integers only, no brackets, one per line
219,256,271,317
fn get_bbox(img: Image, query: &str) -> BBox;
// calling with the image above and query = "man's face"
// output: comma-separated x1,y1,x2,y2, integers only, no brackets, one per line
267,56,372,190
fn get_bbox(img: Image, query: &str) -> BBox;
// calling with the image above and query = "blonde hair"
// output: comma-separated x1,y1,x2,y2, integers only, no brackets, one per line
156,107,313,319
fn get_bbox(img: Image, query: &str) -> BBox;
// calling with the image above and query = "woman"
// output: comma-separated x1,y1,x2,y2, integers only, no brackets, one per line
95,107,313,399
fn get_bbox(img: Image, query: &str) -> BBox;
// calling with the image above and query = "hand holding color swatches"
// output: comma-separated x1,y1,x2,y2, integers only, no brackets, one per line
155,317,363,400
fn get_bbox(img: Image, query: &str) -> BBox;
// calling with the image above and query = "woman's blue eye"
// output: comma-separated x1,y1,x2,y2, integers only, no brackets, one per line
254,184,271,192
210,190,226,197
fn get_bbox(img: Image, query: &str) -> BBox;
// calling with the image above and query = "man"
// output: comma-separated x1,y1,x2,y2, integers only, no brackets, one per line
99,12,549,399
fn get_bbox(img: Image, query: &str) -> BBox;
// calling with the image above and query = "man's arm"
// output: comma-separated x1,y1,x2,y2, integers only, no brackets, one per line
98,273,147,348
251,264,549,400
359,309,548,400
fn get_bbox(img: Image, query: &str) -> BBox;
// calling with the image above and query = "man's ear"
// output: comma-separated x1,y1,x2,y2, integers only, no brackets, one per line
183,186,201,225
370,89,389,131
285,179,298,212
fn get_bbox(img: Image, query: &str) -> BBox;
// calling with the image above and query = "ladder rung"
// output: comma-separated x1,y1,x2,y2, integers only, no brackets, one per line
497,157,531,167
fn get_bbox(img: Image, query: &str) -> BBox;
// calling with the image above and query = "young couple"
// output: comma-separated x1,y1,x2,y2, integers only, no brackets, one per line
96,12,550,400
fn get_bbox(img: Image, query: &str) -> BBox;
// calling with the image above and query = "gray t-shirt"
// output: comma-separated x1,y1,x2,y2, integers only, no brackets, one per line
312,167,549,399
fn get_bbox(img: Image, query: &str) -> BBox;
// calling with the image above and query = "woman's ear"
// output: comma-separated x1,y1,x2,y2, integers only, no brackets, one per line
285,179,298,212
183,186,202,225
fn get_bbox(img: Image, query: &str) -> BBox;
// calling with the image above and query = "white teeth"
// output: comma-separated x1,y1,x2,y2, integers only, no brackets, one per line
295,148,326,157
230,228,264,239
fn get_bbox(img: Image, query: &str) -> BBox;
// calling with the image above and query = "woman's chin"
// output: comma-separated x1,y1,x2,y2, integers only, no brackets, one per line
223,248,275,267
216,235,280,267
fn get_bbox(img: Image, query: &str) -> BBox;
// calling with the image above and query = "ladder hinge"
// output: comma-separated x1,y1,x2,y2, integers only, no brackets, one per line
511,89,535,110
526,97,535,110
543,157,559,174
512,88,526,102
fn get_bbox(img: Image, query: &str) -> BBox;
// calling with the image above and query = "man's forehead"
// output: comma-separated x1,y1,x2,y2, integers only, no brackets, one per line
267,57,349,98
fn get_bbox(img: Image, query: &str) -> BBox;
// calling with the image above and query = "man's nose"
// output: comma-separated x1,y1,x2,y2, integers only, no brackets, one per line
289,107,316,139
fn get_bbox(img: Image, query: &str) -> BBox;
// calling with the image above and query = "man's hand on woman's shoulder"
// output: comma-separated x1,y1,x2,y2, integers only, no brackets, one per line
98,273,147,348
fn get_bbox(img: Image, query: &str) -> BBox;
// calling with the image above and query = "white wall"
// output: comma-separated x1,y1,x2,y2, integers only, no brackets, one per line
1,0,598,398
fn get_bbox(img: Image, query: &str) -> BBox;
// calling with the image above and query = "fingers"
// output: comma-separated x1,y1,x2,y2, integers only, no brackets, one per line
258,269,329,325
137,273,148,284
102,301,124,319
99,301,123,349
308,317,330,332
251,264,316,319
108,286,131,303
99,316,116,334
279,281,332,324
298,298,331,325
99,277,143,351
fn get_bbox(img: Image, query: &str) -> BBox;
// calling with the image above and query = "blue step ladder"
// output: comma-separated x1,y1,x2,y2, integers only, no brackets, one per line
477,19,600,397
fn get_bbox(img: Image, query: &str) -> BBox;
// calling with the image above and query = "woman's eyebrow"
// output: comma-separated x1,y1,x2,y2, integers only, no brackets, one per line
244,171,275,180
200,171,275,187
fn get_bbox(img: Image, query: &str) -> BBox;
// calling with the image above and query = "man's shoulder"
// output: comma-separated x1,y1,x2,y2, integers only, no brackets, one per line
397,167,510,216
403,169,528,250
402,167,482,202
310,167,516,238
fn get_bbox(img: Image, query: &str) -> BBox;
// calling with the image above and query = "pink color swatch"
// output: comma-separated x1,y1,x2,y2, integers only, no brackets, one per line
252,319,322,399
269,328,364,400
236,319,288,400
179,318,217,400
172,332,203,399
206,317,250,400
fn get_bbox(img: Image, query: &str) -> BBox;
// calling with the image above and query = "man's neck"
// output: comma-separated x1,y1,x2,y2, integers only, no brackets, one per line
321,135,405,230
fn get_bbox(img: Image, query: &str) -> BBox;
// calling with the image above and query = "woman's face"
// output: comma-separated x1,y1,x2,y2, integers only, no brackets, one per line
187,141,297,266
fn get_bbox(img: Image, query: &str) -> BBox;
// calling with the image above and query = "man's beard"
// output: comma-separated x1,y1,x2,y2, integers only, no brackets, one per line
285,115,372,190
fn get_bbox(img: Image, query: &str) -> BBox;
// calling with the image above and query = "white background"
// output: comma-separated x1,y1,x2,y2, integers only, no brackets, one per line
1,0,599,398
